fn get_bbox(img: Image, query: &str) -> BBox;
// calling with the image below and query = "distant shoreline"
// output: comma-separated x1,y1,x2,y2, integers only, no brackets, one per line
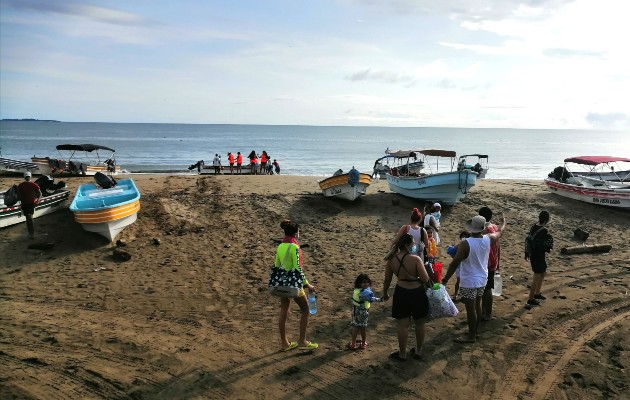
1,119,60,122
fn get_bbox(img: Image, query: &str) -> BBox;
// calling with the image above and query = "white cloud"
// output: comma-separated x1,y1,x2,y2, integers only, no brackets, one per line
1,0,629,128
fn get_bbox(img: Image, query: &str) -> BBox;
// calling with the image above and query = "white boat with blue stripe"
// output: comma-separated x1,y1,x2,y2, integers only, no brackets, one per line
386,149,478,205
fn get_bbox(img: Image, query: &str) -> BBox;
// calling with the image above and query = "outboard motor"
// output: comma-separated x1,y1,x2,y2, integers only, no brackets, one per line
94,172,117,189
34,175,66,195
551,166,570,182
348,167,360,187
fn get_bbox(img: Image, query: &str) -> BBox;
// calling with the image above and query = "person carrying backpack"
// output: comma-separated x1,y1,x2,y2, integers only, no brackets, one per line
525,210,554,306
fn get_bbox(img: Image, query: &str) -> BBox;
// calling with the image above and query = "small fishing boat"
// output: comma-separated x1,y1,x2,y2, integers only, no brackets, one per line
0,158,41,176
70,173,141,241
318,168,372,201
32,144,121,176
544,156,630,209
386,149,477,205
373,150,424,179
1,177,70,228
458,154,489,178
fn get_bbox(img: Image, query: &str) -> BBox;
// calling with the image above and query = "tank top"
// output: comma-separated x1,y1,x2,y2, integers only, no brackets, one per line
459,236,491,288
407,225,425,256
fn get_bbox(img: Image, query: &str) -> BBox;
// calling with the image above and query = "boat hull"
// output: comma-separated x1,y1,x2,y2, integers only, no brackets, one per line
0,189,71,228
387,170,477,205
75,212,138,241
318,173,372,201
544,179,630,209
70,179,141,241
199,165,259,175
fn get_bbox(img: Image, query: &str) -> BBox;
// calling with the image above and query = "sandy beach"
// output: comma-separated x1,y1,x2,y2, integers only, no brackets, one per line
1,174,629,400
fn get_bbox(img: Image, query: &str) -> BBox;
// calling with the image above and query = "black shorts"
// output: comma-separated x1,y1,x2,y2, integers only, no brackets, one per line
530,256,547,274
485,270,495,290
21,203,35,216
392,285,429,320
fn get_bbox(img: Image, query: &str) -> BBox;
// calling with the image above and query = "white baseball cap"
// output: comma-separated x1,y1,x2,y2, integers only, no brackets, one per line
433,202,441,208
24,171,32,178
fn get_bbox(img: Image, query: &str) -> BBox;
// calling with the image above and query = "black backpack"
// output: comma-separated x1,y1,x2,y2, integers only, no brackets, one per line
525,226,545,257
3,185,19,207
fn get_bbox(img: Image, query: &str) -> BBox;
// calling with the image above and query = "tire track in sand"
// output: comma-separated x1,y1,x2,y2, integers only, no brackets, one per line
496,299,630,400
532,308,630,399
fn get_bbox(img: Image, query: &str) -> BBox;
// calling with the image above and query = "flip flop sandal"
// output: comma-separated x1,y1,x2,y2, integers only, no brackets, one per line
347,342,357,350
282,342,298,352
298,342,319,350
359,341,368,350
389,351,406,361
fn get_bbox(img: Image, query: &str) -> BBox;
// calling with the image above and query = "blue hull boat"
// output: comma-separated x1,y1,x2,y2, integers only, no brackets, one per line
386,149,478,205
70,174,141,241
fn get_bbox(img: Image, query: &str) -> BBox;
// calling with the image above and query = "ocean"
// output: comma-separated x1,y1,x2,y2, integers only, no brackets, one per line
1,121,628,179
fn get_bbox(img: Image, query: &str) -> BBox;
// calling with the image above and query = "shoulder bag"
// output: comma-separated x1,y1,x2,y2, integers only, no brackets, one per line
268,244,304,298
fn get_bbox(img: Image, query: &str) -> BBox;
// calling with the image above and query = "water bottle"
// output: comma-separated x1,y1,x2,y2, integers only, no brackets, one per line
492,273,503,296
307,293,317,315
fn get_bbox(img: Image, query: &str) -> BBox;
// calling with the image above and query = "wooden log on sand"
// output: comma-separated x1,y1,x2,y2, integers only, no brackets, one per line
560,244,612,255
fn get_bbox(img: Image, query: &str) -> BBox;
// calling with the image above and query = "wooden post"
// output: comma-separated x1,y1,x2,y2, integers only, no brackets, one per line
560,244,612,255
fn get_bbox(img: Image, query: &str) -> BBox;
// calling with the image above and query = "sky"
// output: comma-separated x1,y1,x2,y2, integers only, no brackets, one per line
1,0,629,129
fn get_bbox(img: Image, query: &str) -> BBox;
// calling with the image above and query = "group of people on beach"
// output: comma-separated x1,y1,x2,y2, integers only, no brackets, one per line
207,151,281,175
271,204,554,360
189,151,281,175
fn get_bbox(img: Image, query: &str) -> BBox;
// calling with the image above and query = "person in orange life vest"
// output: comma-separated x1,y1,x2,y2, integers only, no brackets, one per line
236,152,243,174
17,171,42,239
227,152,235,174
260,151,269,175
426,227,438,259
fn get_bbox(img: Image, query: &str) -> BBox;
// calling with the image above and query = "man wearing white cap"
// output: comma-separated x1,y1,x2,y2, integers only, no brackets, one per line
17,171,42,239
442,214,506,343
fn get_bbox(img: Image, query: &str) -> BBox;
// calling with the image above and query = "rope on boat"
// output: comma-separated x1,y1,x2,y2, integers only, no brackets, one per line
458,169,469,194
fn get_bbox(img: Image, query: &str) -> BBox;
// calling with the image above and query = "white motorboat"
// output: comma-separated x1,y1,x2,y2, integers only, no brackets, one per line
32,144,121,176
1,176,70,228
386,149,478,205
544,156,630,209
373,151,424,179
0,158,40,176
458,154,489,178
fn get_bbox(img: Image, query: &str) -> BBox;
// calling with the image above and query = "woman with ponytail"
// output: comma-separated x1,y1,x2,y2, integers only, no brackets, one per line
275,219,318,352
382,233,431,361
391,208,429,260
